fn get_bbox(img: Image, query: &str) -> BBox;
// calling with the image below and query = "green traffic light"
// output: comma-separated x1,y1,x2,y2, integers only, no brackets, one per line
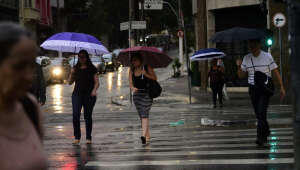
266,38,273,46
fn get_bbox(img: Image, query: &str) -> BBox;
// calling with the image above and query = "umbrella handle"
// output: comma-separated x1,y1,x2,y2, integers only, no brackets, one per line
141,66,144,79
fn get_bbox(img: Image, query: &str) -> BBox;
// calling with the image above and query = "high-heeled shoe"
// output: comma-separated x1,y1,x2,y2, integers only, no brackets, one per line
141,136,146,144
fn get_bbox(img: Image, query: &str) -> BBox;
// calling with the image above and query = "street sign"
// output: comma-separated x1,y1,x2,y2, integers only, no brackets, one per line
177,30,184,37
120,22,129,31
132,21,147,30
144,0,163,10
273,13,286,28
120,21,147,31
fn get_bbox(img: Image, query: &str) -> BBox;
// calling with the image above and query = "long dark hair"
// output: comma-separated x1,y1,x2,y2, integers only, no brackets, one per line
0,22,32,64
130,52,144,70
74,49,95,71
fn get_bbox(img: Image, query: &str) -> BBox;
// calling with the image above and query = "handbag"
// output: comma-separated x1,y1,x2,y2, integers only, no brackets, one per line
250,57,275,96
143,66,162,99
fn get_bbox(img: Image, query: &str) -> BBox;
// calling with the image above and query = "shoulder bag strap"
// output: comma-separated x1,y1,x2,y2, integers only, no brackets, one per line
250,57,256,72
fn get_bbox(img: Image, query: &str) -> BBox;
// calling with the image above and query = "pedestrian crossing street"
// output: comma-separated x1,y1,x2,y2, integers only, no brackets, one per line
85,126,294,170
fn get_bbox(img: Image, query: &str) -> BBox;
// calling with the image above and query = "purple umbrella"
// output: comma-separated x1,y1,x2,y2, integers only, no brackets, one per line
40,32,109,55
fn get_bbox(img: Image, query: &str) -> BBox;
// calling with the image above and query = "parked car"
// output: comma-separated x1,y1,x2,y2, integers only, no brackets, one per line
102,53,120,72
91,56,106,74
48,58,71,84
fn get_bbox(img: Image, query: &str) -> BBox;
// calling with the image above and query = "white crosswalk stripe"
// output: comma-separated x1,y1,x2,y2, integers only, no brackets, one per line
85,127,294,169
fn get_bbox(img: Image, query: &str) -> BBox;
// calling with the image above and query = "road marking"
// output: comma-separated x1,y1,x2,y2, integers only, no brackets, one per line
93,149,294,157
86,158,294,167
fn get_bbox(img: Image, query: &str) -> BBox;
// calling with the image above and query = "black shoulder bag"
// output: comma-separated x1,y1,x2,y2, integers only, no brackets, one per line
250,57,275,96
144,65,162,99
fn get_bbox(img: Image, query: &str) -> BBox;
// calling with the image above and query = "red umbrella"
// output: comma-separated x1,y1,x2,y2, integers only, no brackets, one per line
118,46,173,68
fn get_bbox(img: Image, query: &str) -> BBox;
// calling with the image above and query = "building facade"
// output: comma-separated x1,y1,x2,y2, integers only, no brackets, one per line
0,0,19,22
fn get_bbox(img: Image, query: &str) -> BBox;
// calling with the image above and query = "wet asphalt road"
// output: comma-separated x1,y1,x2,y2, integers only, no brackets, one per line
41,52,294,170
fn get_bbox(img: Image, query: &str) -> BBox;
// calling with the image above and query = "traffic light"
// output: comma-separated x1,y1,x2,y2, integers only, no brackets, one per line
266,37,273,46
265,29,274,47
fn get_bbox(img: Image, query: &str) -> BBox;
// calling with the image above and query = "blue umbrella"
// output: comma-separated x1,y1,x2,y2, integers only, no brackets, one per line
190,48,225,61
210,27,265,43
40,32,109,55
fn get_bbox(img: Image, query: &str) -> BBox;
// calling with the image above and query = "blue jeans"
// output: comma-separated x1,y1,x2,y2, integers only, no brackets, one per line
249,86,271,140
72,94,96,140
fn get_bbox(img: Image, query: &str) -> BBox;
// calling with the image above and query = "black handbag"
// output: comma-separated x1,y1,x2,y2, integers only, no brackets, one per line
251,57,275,96
144,66,162,99
146,79,162,99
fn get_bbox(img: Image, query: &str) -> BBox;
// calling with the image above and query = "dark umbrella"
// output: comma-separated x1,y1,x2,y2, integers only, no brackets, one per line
118,46,173,68
210,27,266,43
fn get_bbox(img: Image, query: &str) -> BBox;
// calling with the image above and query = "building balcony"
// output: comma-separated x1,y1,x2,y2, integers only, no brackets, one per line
23,7,40,22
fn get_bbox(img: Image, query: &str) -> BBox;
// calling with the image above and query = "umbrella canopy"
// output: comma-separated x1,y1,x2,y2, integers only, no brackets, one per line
118,46,172,68
40,32,109,55
190,48,225,61
210,27,266,43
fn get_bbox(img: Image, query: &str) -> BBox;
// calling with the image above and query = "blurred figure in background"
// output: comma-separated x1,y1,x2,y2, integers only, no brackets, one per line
217,59,229,101
30,62,46,105
0,22,47,170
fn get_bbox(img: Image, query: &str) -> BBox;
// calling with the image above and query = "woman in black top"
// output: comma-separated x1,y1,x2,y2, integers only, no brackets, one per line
208,59,225,108
68,50,99,144
129,53,157,144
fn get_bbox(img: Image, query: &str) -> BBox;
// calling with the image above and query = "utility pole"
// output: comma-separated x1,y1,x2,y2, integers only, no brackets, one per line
288,0,300,169
178,0,184,73
129,0,135,47
139,0,145,45
178,0,192,104
197,0,208,90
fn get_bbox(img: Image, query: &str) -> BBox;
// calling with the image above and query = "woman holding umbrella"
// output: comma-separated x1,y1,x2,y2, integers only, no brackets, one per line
129,53,157,144
208,59,225,108
68,49,99,144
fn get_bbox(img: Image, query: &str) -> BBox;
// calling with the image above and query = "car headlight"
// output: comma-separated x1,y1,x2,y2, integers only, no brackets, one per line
52,67,62,76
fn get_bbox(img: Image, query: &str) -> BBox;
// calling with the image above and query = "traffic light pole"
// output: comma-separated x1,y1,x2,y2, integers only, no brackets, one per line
279,27,283,78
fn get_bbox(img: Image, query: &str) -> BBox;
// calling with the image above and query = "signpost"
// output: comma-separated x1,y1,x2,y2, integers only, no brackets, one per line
120,21,146,31
273,13,286,79
144,0,163,10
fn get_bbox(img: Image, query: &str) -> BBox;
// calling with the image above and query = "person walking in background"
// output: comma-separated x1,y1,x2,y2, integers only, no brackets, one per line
236,39,286,146
30,62,46,105
208,59,225,108
68,49,99,145
129,53,157,144
0,22,47,170
217,59,229,101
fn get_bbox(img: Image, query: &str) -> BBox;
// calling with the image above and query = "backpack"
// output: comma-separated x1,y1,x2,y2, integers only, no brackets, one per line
19,96,42,139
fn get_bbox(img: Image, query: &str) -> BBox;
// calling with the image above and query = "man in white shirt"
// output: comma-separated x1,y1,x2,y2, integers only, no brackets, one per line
236,39,286,146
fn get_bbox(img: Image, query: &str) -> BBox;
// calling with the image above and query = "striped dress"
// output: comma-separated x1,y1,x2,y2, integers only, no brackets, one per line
132,66,153,119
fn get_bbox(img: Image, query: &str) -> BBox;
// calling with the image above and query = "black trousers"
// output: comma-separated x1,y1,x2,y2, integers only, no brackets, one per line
249,85,271,139
211,83,224,105
72,94,96,140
